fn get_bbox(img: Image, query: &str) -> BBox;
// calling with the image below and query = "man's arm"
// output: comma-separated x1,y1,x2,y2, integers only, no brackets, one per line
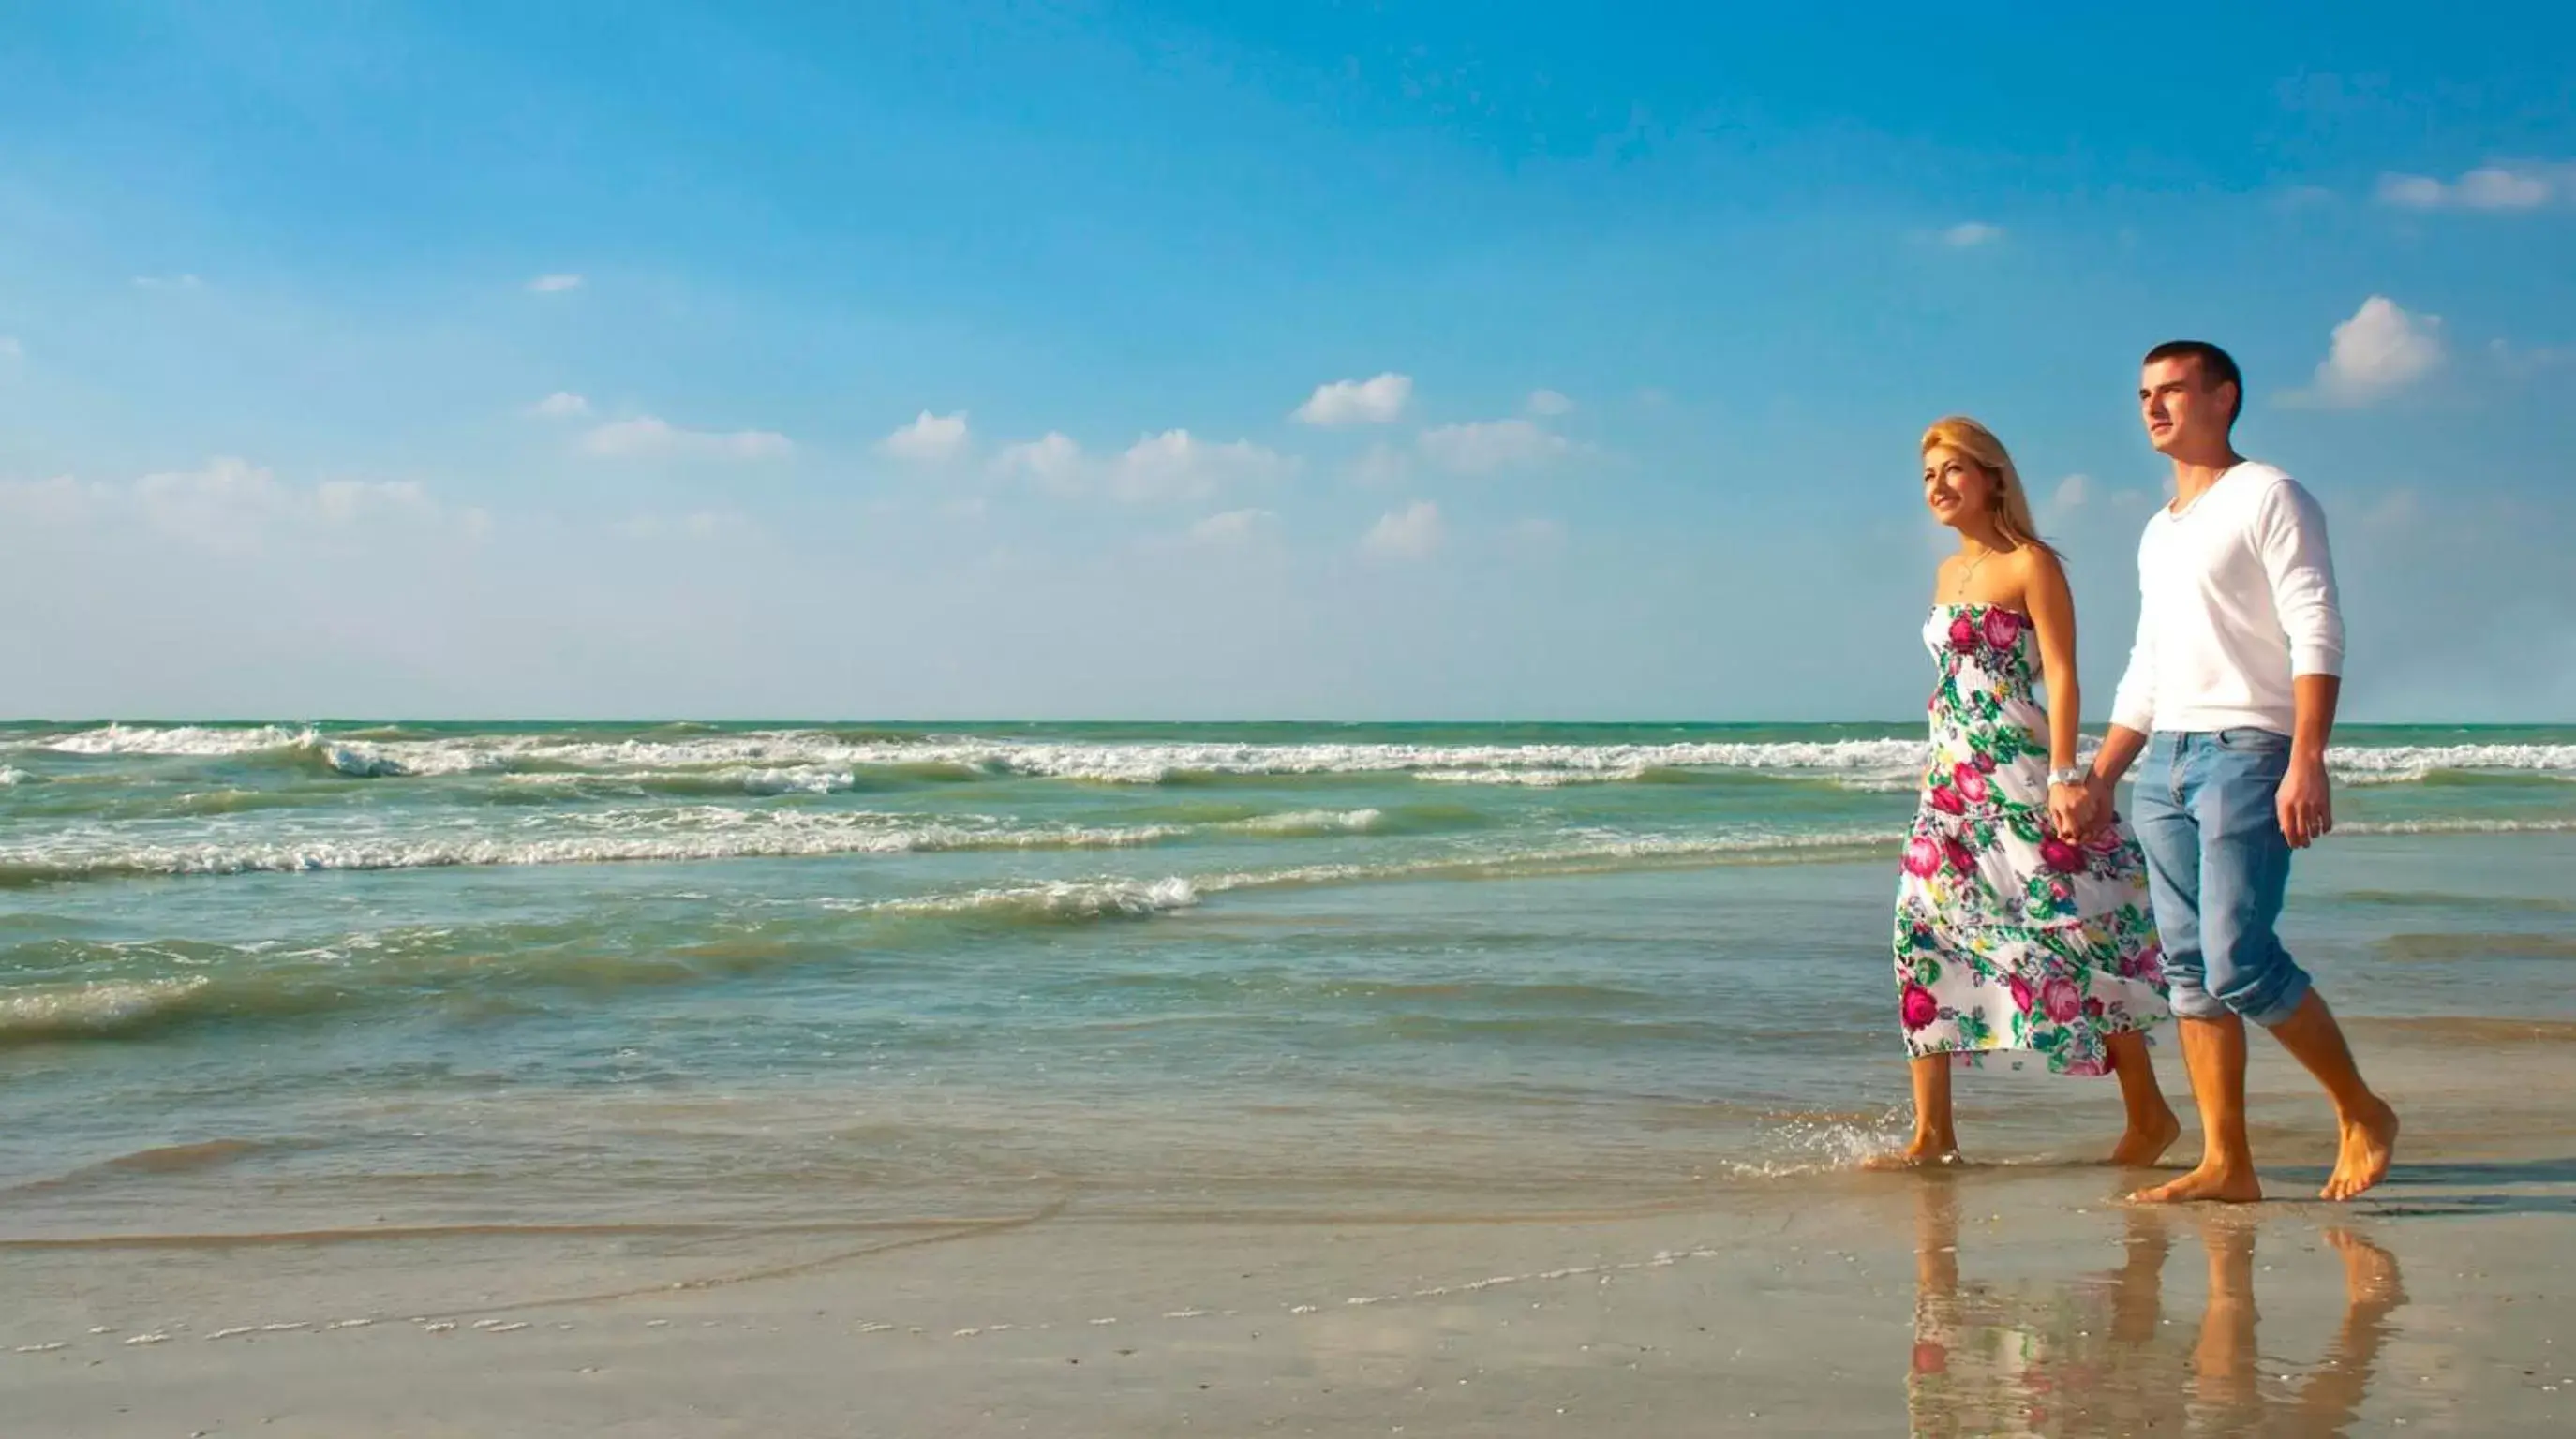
2260,481,2345,848
2085,724,2149,832
2088,574,2160,829
2279,675,2340,848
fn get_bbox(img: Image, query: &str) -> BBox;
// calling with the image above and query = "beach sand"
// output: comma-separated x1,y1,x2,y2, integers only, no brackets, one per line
9,1034,2571,1437
7,722,2573,1434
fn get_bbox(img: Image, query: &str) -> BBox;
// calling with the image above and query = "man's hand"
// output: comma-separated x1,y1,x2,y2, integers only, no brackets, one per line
2078,773,2121,838
2278,752,2334,849
2047,783,2091,840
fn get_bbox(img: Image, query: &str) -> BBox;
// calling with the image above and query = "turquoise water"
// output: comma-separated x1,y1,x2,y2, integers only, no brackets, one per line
4,720,2571,1238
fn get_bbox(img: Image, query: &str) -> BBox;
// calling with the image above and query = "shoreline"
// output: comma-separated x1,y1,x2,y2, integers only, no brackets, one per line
7,1156,2569,1435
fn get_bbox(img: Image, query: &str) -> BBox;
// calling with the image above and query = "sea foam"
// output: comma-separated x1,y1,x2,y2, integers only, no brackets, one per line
26,725,2574,790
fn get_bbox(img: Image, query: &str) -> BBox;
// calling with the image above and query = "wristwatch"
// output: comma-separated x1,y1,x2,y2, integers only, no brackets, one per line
2047,767,2090,788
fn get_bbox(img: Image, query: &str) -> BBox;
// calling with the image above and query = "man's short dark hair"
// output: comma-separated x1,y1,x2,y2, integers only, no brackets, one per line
2143,340,2243,426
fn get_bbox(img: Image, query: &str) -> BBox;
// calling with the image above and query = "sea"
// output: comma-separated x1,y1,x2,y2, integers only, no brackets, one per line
4,720,2572,1242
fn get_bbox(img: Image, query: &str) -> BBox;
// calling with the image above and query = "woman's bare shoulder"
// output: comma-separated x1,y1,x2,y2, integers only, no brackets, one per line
2009,542,2073,618
2009,541,2065,582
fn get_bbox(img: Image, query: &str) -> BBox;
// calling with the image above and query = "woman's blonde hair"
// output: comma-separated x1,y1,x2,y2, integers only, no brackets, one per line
1921,415,2058,560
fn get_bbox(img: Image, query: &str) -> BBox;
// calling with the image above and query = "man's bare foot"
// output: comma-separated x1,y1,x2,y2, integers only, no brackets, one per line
2323,1228,2406,1309
2321,1098,2399,1201
2129,1161,2262,1204
2108,1108,2183,1167
1865,1134,1962,1170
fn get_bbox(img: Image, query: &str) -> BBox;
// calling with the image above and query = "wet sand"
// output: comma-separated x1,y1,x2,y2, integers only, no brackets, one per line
7,835,2572,1435
7,1119,2571,1435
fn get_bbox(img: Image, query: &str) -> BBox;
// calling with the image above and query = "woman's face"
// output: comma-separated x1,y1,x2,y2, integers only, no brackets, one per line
1922,445,1996,530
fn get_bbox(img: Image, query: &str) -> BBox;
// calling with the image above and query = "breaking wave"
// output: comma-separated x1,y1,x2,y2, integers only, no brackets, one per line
19,724,2572,790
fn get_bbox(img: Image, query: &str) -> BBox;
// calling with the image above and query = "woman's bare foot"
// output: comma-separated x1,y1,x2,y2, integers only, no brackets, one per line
2130,1160,2262,1204
2109,1107,2183,1167
1865,1134,1962,1170
2321,1098,2399,1201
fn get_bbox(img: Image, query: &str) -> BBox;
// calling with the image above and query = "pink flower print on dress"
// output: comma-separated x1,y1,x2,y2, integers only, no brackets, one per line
1901,983,1939,1031
2041,977,2083,1024
1897,599,2170,1076
2129,942,2165,986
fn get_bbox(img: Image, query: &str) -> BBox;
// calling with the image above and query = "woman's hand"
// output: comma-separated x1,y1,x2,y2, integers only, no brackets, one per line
2048,782,2092,840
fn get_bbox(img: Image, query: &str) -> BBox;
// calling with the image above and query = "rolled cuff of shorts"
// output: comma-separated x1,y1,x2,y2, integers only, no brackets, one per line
2169,963,2312,1030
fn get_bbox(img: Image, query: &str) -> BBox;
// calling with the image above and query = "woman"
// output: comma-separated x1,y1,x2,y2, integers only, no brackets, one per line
1885,417,2177,1167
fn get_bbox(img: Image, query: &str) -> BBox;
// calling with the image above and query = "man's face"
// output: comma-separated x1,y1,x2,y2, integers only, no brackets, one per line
2139,356,2232,456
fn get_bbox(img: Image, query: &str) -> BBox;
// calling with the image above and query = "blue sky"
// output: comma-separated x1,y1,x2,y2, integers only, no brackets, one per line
2,1,2570,720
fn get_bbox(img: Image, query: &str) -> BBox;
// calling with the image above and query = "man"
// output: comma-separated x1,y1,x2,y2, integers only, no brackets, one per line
2082,340,2399,1203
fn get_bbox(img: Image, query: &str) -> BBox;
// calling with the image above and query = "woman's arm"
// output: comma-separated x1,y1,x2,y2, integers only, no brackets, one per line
2020,547,2088,838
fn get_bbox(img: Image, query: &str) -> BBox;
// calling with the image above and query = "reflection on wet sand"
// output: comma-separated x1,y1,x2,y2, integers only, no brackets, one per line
1906,1179,2406,1436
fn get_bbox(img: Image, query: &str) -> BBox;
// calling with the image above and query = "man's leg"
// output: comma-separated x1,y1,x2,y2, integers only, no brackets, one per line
2135,1013,2260,1202
2127,736,2262,1202
2271,992,2400,1199
2196,732,2399,1201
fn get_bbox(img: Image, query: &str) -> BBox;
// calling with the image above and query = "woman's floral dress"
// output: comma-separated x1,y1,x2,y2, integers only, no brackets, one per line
1895,604,2167,1076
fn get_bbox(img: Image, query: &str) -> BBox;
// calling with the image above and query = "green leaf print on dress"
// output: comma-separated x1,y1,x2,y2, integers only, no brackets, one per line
1892,604,2171,1076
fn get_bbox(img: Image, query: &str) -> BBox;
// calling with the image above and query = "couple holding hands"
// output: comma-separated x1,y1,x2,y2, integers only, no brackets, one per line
1887,340,2400,1204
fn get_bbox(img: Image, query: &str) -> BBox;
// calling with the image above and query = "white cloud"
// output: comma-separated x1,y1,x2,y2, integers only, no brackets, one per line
1293,373,1412,426
580,416,795,461
1362,501,1443,559
2300,296,2446,408
527,274,586,293
2047,473,2092,515
880,410,972,464
992,432,1086,496
0,459,482,553
527,392,591,420
313,478,437,525
1525,389,1573,417
1109,430,1295,503
1942,222,2005,247
616,511,754,541
2490,337,2575,378
1346,442,1412,488
1186,508,1279,547
2375,163,2567,213
130,274,203,289
1418,418,1569,475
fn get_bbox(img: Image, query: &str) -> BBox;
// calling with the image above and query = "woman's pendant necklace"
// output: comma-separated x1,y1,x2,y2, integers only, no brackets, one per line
1952,545,1993,601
